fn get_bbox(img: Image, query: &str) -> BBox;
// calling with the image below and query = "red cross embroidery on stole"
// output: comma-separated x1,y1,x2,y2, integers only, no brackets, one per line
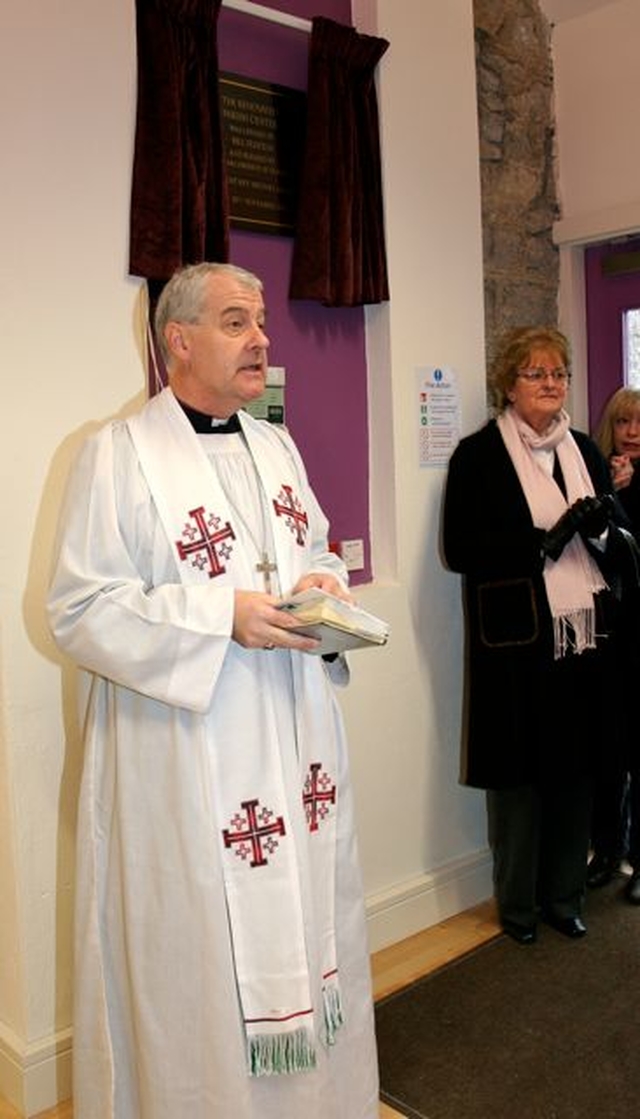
176,506,235,578
273,484,309,546
223,799,286,868
303,763,336,832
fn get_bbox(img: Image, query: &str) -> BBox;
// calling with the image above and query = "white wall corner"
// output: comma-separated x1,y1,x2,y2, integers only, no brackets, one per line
0,1022,72,1117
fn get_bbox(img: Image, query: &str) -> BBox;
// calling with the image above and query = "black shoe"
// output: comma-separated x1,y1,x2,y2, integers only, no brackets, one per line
624,871,640,905
586,853,618,889
542,912,587,939
502,919,537,945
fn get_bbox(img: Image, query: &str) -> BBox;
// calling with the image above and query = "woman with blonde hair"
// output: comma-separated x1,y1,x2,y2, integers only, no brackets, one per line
587,387,640,903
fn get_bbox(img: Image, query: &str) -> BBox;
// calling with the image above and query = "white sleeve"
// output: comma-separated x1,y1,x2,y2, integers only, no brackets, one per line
47,423,233,714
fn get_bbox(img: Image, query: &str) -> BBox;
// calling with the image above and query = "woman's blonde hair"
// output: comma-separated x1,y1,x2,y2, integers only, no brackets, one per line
595,386,640,459
490,326,571,413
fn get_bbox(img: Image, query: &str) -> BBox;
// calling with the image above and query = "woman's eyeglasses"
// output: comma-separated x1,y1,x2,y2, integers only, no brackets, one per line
517,367,571,384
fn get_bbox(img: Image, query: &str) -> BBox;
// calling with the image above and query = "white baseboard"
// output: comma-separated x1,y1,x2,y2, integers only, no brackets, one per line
365,848,494,953
0,1021,72,1117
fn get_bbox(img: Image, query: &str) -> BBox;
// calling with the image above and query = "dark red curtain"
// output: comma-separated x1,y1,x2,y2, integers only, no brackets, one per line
289,17,390,307
129,0,229,282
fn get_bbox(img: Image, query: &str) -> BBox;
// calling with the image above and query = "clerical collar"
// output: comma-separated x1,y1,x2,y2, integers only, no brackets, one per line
177,399,241,434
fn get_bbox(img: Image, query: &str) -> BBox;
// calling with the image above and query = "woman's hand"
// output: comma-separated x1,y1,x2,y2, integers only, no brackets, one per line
611,454,633,491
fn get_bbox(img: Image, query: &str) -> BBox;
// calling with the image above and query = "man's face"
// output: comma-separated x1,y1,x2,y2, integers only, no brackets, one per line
167,272,270,417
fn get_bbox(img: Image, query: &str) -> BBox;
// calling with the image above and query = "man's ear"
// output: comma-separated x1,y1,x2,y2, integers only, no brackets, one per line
165,322,189,360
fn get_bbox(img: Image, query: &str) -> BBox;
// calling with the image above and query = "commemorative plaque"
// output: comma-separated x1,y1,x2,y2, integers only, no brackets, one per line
220,72,306,237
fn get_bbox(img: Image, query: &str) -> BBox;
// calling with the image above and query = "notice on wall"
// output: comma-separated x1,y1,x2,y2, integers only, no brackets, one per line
219,72,306,237
416,366,461,467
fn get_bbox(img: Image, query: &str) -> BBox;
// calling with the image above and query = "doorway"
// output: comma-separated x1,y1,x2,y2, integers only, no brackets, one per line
585,235,640,432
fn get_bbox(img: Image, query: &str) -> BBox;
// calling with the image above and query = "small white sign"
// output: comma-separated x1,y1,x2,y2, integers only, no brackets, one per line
416,366,461,467
244,366,286,424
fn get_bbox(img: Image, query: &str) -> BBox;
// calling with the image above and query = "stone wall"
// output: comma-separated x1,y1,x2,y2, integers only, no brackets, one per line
474,0,559,370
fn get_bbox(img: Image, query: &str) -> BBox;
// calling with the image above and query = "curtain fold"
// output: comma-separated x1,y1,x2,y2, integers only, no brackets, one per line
289,17,390,307
129,0,228,282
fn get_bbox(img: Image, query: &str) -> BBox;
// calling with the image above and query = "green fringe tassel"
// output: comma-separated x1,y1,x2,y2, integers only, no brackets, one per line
322,983,344,1046
248,1026,317,1077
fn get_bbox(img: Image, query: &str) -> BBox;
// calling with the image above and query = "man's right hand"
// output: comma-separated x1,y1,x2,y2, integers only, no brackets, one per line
232,590,320,652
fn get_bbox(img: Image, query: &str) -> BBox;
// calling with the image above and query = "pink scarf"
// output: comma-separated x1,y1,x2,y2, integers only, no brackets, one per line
497,406,607,658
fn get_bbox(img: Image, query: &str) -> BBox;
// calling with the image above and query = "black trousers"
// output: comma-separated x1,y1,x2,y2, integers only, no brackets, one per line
487,777,593,928
590,620,640,868
590,681,640,867
591,766,640,868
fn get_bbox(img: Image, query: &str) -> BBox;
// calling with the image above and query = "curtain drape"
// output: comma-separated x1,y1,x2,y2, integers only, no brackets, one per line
289,17,390,307
129,0,228,282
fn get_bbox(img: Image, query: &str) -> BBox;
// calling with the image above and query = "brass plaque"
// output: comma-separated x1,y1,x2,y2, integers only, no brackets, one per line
220,72,306,237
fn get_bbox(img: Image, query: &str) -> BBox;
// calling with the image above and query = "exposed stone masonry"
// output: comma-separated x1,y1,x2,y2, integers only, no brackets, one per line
474,0,560,370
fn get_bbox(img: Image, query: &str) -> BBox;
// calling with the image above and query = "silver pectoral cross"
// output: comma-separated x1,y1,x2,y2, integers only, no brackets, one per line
256,551,278,594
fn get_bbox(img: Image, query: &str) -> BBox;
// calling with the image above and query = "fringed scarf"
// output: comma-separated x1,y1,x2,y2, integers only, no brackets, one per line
498,406,607,658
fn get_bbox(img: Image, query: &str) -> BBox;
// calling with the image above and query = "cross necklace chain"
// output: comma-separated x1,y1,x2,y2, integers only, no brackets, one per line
213,444,278,594
246,466,278,593
231,483,277,593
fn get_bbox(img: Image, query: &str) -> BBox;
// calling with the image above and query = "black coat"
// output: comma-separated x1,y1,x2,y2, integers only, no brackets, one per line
443,419,624,791
616,459,640,533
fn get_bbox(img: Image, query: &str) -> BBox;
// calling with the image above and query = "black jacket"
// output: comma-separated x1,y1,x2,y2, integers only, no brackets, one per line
443,419,625,790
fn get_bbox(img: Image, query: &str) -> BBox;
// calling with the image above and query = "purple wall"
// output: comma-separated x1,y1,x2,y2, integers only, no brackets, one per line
218,0,372,584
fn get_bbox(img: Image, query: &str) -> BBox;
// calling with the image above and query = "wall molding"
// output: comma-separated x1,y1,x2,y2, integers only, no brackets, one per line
365,848,493,954
0,1021,72,1117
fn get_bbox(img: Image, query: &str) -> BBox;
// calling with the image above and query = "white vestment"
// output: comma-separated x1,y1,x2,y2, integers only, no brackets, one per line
48,389,379,1119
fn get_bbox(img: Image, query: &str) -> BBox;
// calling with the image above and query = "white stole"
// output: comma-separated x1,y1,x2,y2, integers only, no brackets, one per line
126,388,342,1075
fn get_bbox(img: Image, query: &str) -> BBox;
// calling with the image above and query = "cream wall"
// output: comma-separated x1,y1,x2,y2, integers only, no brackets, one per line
550,0,640,428
1,1,145,1111
0,0,491,1112
349,0,490,940
552,0,640,240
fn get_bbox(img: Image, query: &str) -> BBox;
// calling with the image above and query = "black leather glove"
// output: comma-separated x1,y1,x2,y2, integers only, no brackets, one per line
576,493,615,540
541,502,584,561
541,495,614,562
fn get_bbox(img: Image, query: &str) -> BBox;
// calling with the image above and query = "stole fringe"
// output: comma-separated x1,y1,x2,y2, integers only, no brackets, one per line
248,1026,317,1077
322,981,344,1046
247,985,345,1076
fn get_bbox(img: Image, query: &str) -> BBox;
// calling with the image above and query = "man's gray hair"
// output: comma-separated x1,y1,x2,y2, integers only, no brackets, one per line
154,262,263,364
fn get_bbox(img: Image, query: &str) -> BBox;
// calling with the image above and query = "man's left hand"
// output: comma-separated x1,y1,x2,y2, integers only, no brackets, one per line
290,573,353,603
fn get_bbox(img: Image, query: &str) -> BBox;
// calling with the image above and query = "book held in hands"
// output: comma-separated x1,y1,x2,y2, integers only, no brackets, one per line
277,588,390,656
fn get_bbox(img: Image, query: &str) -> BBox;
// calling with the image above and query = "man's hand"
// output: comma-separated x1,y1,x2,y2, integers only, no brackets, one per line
232,590,320,651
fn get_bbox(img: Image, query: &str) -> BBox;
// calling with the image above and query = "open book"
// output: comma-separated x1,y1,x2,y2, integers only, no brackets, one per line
277,588,390,656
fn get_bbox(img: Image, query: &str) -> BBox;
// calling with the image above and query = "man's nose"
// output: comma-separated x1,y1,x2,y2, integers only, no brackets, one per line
250,322,269,347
